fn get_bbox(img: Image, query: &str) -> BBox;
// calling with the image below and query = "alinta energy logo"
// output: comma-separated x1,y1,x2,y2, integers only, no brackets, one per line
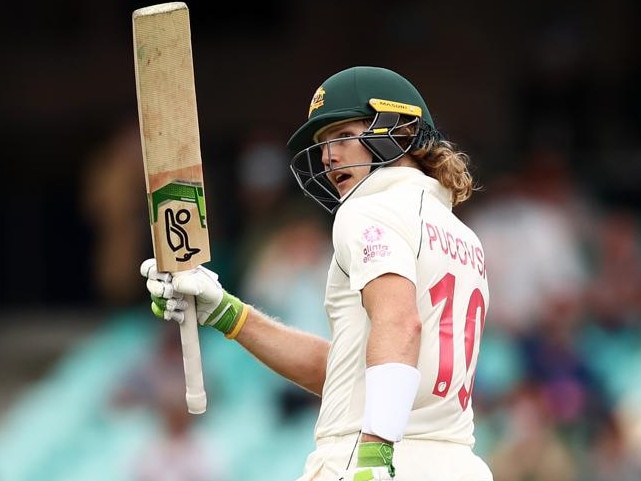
362,225,390,263
308,86,326,117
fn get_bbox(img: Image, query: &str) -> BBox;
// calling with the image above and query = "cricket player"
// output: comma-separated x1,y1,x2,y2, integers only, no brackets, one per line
142,66,493,481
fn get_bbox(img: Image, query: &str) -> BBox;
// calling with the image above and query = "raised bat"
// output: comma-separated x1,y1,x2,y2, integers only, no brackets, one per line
133,1,208,414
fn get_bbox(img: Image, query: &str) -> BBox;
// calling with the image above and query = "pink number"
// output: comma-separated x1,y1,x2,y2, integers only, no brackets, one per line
429,273,455,398
429,273,486,410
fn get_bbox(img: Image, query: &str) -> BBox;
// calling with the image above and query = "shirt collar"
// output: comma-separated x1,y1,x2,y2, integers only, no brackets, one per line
345,166,453,210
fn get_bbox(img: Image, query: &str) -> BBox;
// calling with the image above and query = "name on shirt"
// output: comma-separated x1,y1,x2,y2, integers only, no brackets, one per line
425,222,486,278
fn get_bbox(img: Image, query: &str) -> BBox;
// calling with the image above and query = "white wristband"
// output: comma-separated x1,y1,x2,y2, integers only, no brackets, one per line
362,362,421,442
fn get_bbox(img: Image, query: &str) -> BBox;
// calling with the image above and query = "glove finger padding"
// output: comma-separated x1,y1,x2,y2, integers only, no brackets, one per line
140,258,172,282
141,258,189,324
146,278,180,300
150,295,188,323
140,258,156,277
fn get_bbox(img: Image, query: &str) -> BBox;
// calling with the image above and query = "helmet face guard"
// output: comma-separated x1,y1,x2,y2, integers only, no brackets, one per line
290,111,436,214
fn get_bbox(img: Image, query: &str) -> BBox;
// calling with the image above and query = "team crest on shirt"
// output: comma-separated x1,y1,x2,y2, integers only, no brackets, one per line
362,225,390,263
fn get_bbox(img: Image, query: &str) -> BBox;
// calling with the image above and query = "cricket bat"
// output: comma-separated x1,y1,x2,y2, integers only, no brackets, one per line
133,1,209,414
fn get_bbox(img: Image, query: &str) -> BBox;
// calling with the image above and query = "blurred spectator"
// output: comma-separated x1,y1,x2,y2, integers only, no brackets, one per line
79,115,150,307
580,410,641,481
489,382,578,481
613,387,641,479
239,201,331,337
112,324,227,481
517,147,597,243
585,208,641,329
473,323,526,412
227,126,298,290
517,294,608,441
579,207,641,405
238,200,332,420
237,127,295,224
577,206,641,480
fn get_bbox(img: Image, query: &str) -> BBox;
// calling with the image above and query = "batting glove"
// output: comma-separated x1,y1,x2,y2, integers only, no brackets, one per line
339,442,395,481
140,258,248,338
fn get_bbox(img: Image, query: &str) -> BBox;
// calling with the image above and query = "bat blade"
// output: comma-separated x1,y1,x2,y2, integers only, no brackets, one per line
133,1,210,273
133,1,208,414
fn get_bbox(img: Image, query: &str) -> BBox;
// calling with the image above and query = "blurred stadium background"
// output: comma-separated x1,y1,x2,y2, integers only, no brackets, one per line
1,1,641,480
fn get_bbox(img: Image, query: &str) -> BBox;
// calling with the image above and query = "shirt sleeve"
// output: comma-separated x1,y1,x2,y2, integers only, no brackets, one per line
334,198,418,291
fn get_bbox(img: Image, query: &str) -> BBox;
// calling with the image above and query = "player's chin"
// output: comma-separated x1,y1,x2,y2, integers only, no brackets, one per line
336,179,356,197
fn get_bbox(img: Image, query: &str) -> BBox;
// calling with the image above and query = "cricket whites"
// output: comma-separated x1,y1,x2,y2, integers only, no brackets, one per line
133,1,209,414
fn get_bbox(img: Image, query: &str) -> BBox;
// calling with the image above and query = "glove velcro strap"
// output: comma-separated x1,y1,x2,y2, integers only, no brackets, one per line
224,303,249,340
356,442,395,477
203,291,246,336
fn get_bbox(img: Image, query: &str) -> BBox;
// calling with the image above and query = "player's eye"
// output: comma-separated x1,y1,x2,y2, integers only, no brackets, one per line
332,131,357,143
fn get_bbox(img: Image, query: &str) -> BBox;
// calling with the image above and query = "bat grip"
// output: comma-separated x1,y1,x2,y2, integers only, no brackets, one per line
180,294,207,414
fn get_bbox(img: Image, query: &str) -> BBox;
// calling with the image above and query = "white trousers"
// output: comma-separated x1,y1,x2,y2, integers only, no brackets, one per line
296,433,493,481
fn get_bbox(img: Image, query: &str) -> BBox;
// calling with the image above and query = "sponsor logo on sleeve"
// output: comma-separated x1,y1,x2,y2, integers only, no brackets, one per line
362,225,391,263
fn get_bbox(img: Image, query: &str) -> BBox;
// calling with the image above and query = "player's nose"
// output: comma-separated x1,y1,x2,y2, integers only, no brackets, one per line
321,141,339,170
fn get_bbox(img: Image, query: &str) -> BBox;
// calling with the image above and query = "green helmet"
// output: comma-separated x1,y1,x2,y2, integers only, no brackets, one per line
287,66,436,154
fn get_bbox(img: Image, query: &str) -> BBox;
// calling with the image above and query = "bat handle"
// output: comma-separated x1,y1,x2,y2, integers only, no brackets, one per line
180,294,207,414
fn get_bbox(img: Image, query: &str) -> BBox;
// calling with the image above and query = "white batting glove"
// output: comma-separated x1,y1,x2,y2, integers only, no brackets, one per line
339,443,395,481
140,258,248,338
140,258,187,322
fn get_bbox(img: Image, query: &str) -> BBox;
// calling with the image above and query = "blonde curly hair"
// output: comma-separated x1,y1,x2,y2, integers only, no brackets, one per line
411,138,476,206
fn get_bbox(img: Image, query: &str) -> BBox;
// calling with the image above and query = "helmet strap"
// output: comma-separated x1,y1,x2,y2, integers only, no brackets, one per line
411,119,442,154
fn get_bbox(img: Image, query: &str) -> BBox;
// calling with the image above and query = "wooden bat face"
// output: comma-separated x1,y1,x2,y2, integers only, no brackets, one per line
133,2,210,273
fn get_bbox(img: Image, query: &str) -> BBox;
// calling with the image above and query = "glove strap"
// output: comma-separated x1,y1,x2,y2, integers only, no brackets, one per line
356,442,395,478
225,303,249,340
203,291,249,339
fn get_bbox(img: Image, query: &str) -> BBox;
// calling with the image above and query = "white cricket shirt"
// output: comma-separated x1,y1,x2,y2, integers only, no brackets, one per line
316,166,489,446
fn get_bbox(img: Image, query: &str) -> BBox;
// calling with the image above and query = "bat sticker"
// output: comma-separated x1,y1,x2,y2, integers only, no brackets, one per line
149,181,208,263
164,208,201,262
